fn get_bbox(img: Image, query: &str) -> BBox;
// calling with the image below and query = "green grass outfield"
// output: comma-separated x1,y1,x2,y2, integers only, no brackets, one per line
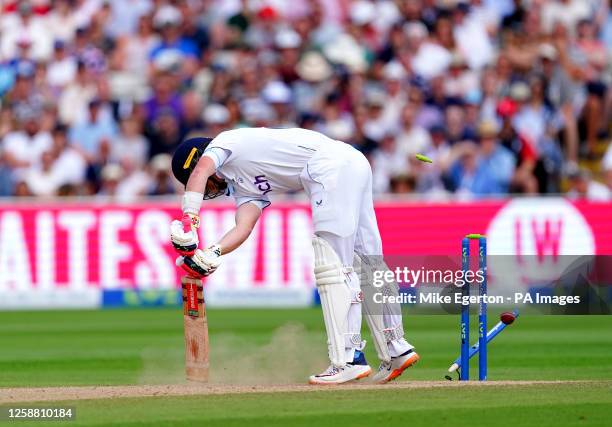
0,308,611,426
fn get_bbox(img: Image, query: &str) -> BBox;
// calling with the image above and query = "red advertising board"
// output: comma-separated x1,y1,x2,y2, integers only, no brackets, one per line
376,198,612,255
0,198,610,308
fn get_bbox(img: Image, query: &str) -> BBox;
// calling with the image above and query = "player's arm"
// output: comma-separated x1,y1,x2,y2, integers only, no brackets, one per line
177,202,262,278
185,155,216,195
217,202,262,254
171,156,216,256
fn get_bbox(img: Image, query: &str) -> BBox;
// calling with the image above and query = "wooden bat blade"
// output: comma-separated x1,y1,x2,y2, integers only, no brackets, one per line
181,276,209,382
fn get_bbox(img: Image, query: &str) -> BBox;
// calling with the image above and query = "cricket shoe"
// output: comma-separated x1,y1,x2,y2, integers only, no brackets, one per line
371,349,420,384
308,351,372,385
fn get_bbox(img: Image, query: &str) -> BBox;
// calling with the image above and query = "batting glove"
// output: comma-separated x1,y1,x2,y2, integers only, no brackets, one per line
176,245,222,278
170,213,200,256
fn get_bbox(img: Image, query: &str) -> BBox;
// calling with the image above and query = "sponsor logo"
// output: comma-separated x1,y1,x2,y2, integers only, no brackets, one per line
253,175,272,195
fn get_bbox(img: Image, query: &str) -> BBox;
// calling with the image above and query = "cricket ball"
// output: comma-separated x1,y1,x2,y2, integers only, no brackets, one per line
500,311,516,325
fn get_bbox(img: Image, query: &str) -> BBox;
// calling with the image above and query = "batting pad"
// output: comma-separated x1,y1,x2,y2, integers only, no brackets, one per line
312,236,361,367
354,253,404,363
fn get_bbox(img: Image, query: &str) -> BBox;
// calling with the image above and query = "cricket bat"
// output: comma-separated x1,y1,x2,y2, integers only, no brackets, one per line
181,276,209,382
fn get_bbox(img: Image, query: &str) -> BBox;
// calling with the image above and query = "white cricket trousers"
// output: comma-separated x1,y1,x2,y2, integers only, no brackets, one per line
300,141,412,361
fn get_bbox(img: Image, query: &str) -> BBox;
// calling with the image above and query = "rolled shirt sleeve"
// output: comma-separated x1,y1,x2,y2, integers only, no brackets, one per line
202,147,231,170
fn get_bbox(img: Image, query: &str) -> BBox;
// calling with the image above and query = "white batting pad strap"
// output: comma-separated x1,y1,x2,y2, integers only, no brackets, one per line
344,333,363,347
313,236,353,367
381,282,400,296
383,324,405,342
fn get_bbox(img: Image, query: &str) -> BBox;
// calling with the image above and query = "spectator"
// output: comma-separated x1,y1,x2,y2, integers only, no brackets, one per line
603,3,612,47
23,151,60,197
317,94,355,143
49,124,87,188
452,1,494,69
2,107,52,179
69,98,117,163
448,120,515,196
0,147,13,196
47,41,77,89
275,28,302,84
378,61,408,130
541,0,591,36
115,157,150,201
4,62,46,114
371,133,408,193
445,104,474,144
111,116,148,167
410,20,452,80
1,1,52,61
144,70,183,123
149,5,199,77
262,80,296,127
147,109,181,158
148,153,176,196
84,139,113,195
106,0,152,38
396,102,431,157
180,91,205,138
408,83,443,130
293,51,333,113
58,61,97,125
244,5,279,49
602,143,612,192
120,13,159,78
47,0,80,42
350,105,377,154
444,53,479,98
575,19,608,154
0,0,609,199
416,124,452,194
203,104,231,137
566,168,610,201
13,181,33,197
97,163,122,199
389,174,416,194
362,90,388,142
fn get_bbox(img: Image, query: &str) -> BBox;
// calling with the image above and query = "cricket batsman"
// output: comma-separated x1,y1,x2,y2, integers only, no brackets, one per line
170,127,419,384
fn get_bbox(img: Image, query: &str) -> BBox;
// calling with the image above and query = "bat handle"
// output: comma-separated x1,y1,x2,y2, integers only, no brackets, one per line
182,214,192,231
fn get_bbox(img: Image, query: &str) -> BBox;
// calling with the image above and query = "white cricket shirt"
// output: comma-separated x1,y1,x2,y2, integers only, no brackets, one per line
203,127,344,207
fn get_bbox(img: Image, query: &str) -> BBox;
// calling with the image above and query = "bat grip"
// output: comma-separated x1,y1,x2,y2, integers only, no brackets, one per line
182,214,194,232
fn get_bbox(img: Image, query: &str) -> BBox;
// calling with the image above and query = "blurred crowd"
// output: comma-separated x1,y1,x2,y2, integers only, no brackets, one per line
0,0,611,201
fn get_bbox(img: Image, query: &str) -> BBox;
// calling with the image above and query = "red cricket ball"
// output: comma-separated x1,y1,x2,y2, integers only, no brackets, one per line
500,311,516,325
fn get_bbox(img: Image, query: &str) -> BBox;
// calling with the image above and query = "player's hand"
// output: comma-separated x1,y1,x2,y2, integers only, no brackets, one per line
170,214,200,256
176,245,222,278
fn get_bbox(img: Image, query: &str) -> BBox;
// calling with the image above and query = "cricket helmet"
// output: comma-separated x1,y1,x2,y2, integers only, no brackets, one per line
171,137,213,186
